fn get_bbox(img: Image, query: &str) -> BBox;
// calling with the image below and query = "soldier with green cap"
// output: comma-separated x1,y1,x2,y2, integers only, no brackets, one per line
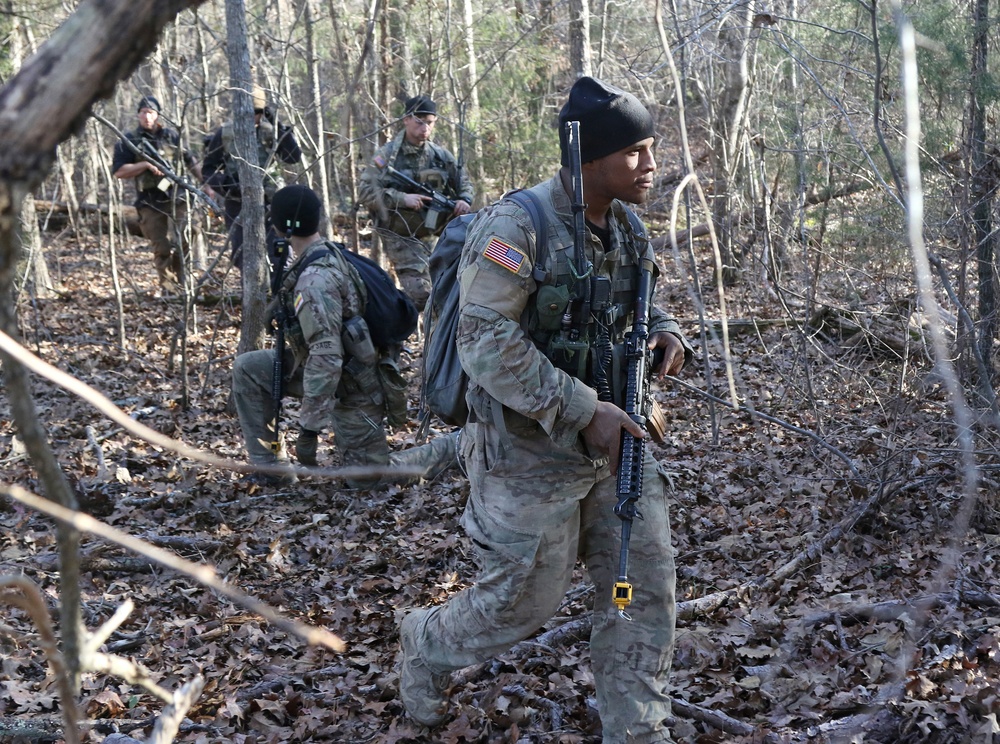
396,77,694,743
359,95,474,312
232,184,458,488
113,96,204,295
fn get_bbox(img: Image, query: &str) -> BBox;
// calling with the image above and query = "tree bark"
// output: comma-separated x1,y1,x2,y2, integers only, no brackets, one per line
968,0,997,391
568,0,592,79
224,0,269,355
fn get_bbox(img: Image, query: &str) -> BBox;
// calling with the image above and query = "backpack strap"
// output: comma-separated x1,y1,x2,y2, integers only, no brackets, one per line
504,189,550,283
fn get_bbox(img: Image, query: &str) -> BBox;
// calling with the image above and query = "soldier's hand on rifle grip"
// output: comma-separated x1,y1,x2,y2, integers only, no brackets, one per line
453,199,472,217
648,332,686,379
583,401,646,475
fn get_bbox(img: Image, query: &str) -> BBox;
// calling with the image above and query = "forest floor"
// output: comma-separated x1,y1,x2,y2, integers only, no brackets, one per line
2,218,1000,744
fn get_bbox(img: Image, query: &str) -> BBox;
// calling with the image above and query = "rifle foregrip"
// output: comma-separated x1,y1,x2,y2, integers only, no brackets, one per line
614,430,645,519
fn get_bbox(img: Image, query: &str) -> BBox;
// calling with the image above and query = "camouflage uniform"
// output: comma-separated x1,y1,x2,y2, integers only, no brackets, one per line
405,174,693,743
358,132,473,311
233,240,456,488
112,126,196,291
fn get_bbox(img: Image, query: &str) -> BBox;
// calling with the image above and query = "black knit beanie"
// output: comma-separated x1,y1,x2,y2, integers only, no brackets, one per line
558,77,655,166
270,185,322,237
404,95,437,117
136,96,161,113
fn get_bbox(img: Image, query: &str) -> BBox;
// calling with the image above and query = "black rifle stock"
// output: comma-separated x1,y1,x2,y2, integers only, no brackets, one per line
611,257,657,617
268,234,292,454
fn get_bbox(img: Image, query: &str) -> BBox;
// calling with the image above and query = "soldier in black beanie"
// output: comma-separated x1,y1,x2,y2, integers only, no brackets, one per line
112,94,203,295
558,76,656,165
358,93,473,312
397,75,692,743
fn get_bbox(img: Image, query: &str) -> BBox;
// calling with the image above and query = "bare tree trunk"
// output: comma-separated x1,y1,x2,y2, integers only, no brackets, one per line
224,0,269,355
15,193,56,300
968,0,997,392
303,0,331,217
706,1,753,285
568,0,592,79
9,7,55,302
461,0,483,196
387,0,411,98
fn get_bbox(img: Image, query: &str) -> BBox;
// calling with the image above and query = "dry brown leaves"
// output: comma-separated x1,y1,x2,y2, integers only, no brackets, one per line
1,228,999,743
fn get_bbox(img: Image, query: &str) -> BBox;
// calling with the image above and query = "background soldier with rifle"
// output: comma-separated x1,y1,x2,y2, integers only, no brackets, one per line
202,86,302,271
232,184,458,489
396,77,693,743
112,95,205,295
359,94,473,312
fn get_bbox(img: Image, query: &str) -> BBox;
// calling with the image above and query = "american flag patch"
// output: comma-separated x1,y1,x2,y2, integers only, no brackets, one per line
294,292,305,314
374,154,386,168
483,237,526,273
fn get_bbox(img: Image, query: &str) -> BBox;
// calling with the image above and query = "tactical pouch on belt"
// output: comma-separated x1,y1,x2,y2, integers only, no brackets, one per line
342,316,381,397
342,316,377,365
548,335,591,382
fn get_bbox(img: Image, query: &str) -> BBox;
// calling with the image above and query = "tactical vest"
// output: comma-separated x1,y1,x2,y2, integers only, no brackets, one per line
384,138,457,238
133,131,179,193
221,121,284,200
522,201,648,398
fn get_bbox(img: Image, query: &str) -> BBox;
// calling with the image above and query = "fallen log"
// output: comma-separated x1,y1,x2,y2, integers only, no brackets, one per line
33,199,141,236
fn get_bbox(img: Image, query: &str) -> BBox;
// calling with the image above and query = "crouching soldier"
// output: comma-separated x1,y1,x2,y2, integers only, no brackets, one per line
232,184,457,487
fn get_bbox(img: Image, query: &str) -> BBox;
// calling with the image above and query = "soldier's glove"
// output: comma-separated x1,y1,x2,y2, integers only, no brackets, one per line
295,427,320,467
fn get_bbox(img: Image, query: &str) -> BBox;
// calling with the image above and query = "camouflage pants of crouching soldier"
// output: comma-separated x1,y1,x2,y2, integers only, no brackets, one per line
406,418,677,744
232,348,458,488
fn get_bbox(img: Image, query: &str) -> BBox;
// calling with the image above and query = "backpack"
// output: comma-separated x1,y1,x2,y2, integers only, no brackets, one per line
290,241,418,349
420,190,548,427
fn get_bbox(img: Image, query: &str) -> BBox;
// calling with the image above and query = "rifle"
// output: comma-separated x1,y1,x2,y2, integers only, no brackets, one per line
548,121,595,381
92,112,223,216
268,232,292,454
611,257,657,619
381,164,457,231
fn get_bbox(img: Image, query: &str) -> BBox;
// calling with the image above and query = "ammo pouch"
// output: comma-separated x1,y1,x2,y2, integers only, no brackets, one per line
547,335,592,382
341,315,381,399
342,315,377,365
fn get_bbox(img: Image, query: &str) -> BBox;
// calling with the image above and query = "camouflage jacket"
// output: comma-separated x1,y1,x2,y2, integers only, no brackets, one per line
358,131,473,237
276,240,367,431
457,173,693,449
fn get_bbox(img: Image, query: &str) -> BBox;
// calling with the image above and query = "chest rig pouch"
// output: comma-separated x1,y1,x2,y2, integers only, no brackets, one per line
527,203,646,389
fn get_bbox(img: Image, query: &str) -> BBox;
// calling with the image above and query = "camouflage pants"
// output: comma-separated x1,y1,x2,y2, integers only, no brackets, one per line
137,201,188,290
379,229,434,313
232,349,458,488
408,418,676,743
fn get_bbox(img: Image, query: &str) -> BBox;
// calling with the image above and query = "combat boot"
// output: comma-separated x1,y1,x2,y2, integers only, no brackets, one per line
398,609,450,726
